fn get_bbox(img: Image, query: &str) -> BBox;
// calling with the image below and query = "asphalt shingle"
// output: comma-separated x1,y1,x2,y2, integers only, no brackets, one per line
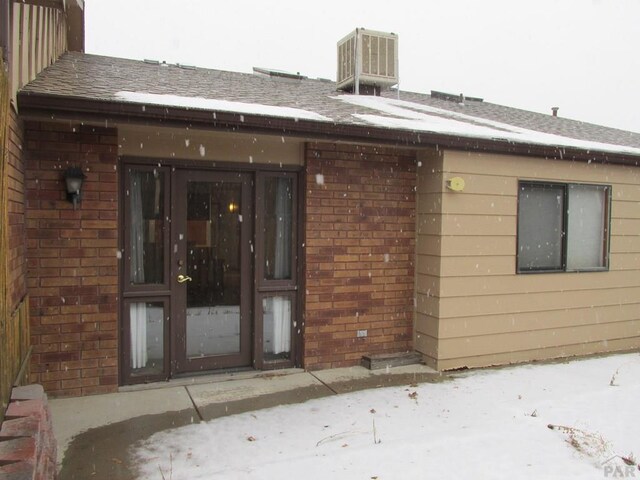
20,52,640,152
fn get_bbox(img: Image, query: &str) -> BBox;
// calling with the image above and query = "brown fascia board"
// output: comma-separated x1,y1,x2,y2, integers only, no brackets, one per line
17,91,640,167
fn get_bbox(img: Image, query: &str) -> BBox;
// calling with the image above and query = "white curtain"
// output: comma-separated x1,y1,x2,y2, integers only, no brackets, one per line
271,298,291,354
566,185,607,270
273,178,291,280
272,179,292,354
130,302,148,369
130,172,147,369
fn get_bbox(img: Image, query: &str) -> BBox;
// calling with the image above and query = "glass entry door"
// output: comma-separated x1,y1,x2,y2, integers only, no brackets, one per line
121,164,299,384
172,171,252,373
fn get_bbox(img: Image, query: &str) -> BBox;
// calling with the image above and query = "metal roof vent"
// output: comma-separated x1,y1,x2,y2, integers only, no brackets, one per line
337,28,398,95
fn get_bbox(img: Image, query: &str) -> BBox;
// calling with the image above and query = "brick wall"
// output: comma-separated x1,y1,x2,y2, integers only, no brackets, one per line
0,385,56,480
25,122,119,397
304,142,416,369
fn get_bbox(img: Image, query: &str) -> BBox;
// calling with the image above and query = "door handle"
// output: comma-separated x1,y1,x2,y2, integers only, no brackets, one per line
177,274,192,283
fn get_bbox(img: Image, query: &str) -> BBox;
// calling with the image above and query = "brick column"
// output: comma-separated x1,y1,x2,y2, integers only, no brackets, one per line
304,142,416,369
0,385,56,480
25,122,119,397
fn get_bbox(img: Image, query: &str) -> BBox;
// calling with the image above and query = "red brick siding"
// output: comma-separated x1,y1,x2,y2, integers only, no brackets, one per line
304,142,416,369
0,385,56,480
25,122,119,397
7,108,27,311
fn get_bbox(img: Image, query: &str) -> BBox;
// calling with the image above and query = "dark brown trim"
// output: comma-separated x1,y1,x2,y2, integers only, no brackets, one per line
516,180,612,274
172,170,253,373
255,171,298,291
254,291,298,369
119,164,173,385
119,157,306,383
253,171,300,370
17,92,640,166
295,165,306,369
120,155,303,174
121,165,172,295
120,297,171,385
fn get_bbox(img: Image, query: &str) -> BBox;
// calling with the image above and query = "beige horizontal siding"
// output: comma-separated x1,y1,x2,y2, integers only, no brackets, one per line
415,313,439,338
439,303,640,338
417,213,516,236
415,274,439,296
611,236,639,253
416,293,439,318
436,337,640,371
610,252,640,270
416,193,443,215
414,330,439,359
429,255,515,277
438,286,640,319
415,149,444,355
437,269,640,298
438,320,640,359
445,151,640,186
611,219,640,235
443,193,517,215
415,149,640,370
612,200,640,219
418,235,516,257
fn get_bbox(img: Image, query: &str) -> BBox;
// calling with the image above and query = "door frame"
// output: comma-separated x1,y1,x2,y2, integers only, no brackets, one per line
253,171,301,369
119,165,172,386
118,157,305,385
171,169,253,374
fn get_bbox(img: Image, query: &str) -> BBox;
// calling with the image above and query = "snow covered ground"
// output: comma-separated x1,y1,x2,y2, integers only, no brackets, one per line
133,353,640,479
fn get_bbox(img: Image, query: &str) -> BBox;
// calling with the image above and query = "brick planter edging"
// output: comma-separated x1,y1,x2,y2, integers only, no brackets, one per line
0,385,57,479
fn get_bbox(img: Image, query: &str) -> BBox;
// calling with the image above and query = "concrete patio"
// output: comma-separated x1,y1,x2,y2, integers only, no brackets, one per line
50,364,444,479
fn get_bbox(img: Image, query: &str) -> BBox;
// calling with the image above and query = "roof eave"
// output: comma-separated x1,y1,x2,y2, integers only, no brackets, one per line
17,91,640,166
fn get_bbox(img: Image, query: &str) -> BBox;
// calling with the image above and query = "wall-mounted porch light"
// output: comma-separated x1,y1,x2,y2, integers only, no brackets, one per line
64,167,86,209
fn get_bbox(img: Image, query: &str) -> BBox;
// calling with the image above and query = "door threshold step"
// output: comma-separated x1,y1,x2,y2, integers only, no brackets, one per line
119,367,306,392
361,351,423,370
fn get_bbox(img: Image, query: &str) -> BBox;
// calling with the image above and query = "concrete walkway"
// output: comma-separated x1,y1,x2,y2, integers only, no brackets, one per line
50,364,444,480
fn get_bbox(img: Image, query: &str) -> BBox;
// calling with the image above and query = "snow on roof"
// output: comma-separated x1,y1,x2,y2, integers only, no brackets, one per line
115,91,333,122
335,95,640,157
21,53,640,157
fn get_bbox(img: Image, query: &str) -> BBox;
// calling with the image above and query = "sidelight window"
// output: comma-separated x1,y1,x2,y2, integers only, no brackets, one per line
256,172,298,367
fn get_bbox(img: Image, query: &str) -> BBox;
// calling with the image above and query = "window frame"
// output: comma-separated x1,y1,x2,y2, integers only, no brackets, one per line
122,165,172,294
253,171,301,370
516,180,611,274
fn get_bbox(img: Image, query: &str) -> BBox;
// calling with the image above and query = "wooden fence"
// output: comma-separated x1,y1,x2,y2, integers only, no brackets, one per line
0,53,30,424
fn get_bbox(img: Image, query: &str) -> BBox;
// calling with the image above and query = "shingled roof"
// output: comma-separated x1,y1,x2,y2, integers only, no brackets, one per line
18,52,640,163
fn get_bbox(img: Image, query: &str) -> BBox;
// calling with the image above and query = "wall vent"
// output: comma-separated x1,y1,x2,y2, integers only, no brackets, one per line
337,28,398,93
